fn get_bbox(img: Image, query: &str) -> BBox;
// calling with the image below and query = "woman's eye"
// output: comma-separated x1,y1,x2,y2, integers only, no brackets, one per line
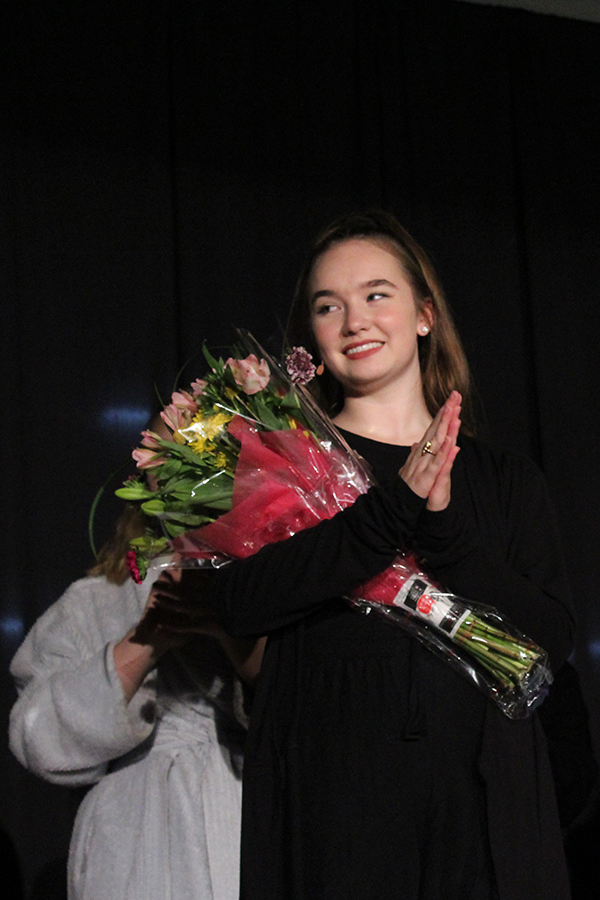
367,292,387,301
314,303,337,315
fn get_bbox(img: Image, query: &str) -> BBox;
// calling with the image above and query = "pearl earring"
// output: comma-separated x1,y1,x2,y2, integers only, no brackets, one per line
420,325,429,335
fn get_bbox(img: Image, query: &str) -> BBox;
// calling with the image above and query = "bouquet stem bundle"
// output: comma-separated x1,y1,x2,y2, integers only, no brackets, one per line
116,332,551,718
351,558,550,716
455,616,541,687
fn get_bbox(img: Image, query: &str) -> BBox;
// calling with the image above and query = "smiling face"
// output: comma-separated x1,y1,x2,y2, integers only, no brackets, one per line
309,238,432,400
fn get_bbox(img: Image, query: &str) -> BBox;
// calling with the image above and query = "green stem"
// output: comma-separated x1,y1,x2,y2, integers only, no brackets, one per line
88,458,131,559
454,630,540,687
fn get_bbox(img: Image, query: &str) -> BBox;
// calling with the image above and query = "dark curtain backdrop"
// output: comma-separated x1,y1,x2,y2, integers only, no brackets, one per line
2,1,600,894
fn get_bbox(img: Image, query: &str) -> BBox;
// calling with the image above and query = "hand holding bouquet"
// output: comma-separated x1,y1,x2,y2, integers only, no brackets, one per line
116,333,552,718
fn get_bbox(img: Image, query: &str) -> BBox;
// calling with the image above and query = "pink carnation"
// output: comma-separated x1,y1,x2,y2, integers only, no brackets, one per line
126,550,143,584
285,346,316,385
226,354,270,395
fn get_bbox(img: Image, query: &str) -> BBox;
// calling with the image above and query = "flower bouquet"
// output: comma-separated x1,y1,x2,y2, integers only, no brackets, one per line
115,337,370,578
116,332,551,718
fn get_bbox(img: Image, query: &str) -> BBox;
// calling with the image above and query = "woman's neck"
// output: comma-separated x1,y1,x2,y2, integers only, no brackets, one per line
332,391,432,446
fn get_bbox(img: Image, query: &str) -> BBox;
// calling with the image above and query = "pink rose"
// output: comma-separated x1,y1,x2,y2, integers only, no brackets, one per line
226,354,270,395
132,447,165,469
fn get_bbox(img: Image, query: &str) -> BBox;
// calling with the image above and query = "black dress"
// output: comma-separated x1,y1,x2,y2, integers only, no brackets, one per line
213,434,575,900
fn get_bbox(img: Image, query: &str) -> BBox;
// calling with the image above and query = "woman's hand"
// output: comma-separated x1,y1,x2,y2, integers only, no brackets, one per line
132,567,223,645
113,567,220,702
134,567,266,685
399,391,461,511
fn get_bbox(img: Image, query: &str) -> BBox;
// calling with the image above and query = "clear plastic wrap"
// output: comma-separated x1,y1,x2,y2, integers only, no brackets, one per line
351,556,551,719
116,332,552,718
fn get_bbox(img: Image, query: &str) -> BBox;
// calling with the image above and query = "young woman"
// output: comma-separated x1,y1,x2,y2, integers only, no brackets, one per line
198,210,575,900
9,504,263,900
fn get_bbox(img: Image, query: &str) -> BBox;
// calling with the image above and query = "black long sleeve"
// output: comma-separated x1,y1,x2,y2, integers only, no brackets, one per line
413,443,575,671
212,475,425,635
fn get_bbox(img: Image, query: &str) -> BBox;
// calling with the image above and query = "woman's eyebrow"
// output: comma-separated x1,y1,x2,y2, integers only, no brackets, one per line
310,278,398,305
362,278,397,289
312,289,336,302
311,278,397,305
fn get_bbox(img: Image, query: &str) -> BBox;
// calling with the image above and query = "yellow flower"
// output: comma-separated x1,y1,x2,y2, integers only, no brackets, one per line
190,435,207,454
205,411,233,437
215,452,227,468
178,410,233,450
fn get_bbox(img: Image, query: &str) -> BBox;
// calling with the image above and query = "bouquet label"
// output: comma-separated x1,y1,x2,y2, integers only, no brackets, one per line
392,575,472,638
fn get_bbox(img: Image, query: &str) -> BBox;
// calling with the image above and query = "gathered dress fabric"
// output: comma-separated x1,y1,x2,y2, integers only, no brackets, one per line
212,433,575,900
9,562,246,900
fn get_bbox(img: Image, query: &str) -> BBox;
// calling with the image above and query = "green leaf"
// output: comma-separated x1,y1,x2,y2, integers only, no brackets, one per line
163,521,186,537
163,476,203,494
204,497,233,511
159,459,183,479
280,390,301,410
162,511,211,526
141,498,166,515
250,397,285,431
162,519,215,538
130,535,170,554
202,344,223,374
169,492,200,504
115,485,154,501
189,479,233,505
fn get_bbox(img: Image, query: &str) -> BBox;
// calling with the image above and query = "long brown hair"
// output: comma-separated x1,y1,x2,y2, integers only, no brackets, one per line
285,210,475,434
87,503,148,585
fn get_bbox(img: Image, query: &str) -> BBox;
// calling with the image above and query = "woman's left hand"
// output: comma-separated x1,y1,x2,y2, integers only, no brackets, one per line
425,396,461,511
399,391,461,510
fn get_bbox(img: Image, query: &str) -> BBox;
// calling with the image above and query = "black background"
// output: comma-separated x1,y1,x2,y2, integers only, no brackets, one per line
2,1,600,895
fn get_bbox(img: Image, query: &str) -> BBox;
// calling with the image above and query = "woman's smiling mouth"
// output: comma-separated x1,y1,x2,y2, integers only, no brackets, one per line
343,341,384,358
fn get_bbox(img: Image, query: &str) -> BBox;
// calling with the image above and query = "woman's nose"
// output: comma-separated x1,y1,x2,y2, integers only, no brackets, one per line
343,301,371,335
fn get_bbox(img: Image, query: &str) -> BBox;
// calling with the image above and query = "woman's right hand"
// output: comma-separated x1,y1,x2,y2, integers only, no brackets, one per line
399,391,461,511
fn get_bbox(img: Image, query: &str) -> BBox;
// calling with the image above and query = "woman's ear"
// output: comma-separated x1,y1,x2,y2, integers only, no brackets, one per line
417,299,434,335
